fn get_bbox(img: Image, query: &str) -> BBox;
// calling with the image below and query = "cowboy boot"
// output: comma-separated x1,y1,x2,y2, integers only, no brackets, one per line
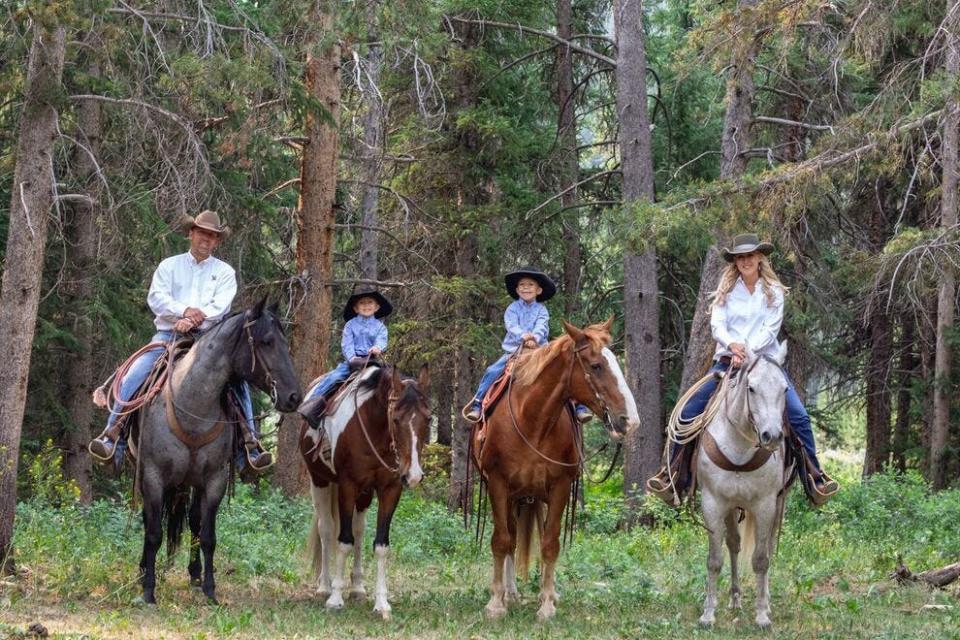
237,416,272,477
465,402,482,423
88,422,123,464
575,404,593,424
298,395,328,430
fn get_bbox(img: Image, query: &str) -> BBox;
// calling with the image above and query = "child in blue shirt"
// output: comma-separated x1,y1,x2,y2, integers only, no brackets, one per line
466,267,592,423
298,285,391,426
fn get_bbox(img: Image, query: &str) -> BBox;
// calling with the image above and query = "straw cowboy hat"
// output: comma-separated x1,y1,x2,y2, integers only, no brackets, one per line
179,210,231,239
721,233,774,262
504,266,557,302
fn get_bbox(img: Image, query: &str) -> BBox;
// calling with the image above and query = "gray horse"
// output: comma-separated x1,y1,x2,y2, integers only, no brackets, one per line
137,299,301,605
697,342,789,629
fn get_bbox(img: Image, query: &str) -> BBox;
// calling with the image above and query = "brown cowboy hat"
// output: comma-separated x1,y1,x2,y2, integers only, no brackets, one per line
179,210,231,239
721,233,774,262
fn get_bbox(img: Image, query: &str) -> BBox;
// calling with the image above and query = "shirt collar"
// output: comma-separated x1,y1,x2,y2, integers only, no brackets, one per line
516,298,539,308
186,252,213,267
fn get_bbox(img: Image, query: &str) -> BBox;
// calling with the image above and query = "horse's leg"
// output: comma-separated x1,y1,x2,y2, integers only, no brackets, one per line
371,483,402,620
536,479,569,621
350,505,367,599
138,470,164,605
188,489,203,587
326,482,357,610
504,504,519,604
199,470,228,605
724,509,742,611
484,475,510,620
310,483,336,598
699,492,726,627
751,500,777,629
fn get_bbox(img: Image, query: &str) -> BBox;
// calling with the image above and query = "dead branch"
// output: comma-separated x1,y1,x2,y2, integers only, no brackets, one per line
525,169,621,219
753,115,835,133
893,555,960,588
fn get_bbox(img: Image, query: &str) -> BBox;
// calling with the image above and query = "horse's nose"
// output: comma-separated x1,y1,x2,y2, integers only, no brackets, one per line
288,391,302,407
760,430,783,449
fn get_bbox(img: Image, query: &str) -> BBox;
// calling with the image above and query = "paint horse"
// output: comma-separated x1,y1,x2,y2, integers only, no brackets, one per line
301,364,430,619
697,342,790,629
138,300,302,604
472,318,639,620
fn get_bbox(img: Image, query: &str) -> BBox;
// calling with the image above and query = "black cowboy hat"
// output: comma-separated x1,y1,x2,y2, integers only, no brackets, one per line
343,285,393,321
504,266,556,302
720,233,775,262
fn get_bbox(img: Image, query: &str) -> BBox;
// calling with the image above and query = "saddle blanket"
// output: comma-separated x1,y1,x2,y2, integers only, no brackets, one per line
304,366,380,472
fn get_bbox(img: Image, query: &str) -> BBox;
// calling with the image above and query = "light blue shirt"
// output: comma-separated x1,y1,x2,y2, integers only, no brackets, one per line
341,315,388,360
501,299,550,353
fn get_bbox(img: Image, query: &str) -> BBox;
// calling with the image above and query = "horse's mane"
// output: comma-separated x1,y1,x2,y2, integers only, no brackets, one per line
357,366,427,410
513,323,611,387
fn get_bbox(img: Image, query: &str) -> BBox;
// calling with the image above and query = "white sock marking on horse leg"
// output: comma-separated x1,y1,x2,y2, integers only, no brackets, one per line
406,418,423,487
311,485,334,596
373,544,392,619
350,509,366,598
504,555,519,602
601,348,640,426
325,541,352,609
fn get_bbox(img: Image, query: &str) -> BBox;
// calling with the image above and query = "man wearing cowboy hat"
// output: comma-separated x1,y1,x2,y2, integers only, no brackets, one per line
89,210,271,474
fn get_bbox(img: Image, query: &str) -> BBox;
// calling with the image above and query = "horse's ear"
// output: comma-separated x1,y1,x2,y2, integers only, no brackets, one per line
562,320,585,342
247,297,267,320
268,301,279,317
600,315,614,333
417,363,430,393
776,340,788,366
391,365,404,391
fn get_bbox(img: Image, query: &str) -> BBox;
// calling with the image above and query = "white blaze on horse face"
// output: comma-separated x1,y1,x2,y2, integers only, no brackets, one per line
748,362,786,448
601,348,641,430
405,416,423,487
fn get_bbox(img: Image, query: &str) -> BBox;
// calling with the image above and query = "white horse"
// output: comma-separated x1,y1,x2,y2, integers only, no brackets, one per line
697,341,790,629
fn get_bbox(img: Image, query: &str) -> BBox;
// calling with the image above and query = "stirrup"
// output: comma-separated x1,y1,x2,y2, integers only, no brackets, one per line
88,437,116,463
245,444,274,472
646,469,682,507
462,402,482,423
809,471,840,507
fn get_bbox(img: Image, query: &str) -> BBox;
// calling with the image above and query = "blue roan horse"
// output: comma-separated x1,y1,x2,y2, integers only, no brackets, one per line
137,299,301,604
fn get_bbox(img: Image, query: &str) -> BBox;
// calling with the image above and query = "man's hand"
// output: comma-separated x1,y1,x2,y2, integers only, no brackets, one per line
731,353,744,369
183,307,206,326
92,386,108,409
174,317,195,333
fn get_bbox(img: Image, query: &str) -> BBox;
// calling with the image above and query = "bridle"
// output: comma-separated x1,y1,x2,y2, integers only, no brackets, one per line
725,354,787,448
242,317,278,405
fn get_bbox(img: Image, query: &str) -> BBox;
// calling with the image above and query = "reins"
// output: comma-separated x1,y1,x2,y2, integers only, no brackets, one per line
352,355,403,474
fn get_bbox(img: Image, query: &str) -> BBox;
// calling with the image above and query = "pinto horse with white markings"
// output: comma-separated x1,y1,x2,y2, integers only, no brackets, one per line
471,318,639,620
301,364,430,619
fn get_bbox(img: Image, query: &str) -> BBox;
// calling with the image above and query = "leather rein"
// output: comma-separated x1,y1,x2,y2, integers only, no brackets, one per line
701,355,786,473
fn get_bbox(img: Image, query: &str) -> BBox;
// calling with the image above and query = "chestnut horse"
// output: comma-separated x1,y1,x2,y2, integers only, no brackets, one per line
301,364,430,619
472,318,640,620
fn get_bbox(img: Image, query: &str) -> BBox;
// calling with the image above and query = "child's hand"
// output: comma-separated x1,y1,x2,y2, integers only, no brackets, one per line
522,332,535,341
523,338,538,350
369,347,382,356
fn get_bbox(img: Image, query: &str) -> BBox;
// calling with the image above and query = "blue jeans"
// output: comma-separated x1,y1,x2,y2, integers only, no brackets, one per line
305,361,353,401
106,330,255,433
472,353,588,414
677,360,821,470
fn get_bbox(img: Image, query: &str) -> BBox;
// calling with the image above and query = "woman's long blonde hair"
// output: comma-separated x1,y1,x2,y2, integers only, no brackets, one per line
709,254,789,311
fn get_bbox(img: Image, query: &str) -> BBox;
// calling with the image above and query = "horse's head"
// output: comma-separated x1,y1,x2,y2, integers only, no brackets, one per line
383,364,431,488
234,298,302,413
563,317,640,441
739,341,789,451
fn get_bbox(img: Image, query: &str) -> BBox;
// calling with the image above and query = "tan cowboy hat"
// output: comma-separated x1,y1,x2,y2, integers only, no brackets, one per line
721,233,774,262
179,210,231,239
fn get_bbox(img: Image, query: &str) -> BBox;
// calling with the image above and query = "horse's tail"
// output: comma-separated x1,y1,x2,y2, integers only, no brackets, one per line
514,499,545,581
306,483,339,579
739,510,756,576
163,486,190,561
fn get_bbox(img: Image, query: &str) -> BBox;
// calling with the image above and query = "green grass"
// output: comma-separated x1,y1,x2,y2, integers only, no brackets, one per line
3,465,960,639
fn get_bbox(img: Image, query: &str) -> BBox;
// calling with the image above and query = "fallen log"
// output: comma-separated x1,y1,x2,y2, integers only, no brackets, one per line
892,555,960,588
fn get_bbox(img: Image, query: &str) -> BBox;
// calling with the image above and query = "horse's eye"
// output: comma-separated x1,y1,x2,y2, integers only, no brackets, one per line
262,337,273,347
591,363,603,372
748,386,754,393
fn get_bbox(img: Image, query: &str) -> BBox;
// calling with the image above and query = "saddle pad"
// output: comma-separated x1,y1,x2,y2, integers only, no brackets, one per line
480,357,517,418
306,367,380,472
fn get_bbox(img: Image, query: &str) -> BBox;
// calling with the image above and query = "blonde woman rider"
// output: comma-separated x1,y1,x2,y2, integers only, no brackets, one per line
648,233,838,504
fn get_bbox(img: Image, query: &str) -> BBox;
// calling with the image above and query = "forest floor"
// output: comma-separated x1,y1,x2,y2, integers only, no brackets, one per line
2,454,960,639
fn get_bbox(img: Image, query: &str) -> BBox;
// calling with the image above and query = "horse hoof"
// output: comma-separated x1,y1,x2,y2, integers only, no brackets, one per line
698,614,715,628
190,577,202,588
536,604,556,621
206,595,220,606
505,589,520,604
133,595,156,607
756,615,772,629
325,594,345,610
729,596,742,610
484,604,507,620
350,587,367,601
374,605,391,621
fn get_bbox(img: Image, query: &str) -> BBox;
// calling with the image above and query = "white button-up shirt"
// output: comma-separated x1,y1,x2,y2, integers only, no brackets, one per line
147,252,237,331
711,277,784,359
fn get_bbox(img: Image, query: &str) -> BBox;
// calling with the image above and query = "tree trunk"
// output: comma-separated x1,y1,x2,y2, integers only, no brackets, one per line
864,303,893,476
0,25,67,571
275,1,341,497
435,361,453,445
615,0,662,518
932,0,960,491
557,0,582,318
678,0,758,395
60,34,102,503
359,0,383,282
893,314,916,472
